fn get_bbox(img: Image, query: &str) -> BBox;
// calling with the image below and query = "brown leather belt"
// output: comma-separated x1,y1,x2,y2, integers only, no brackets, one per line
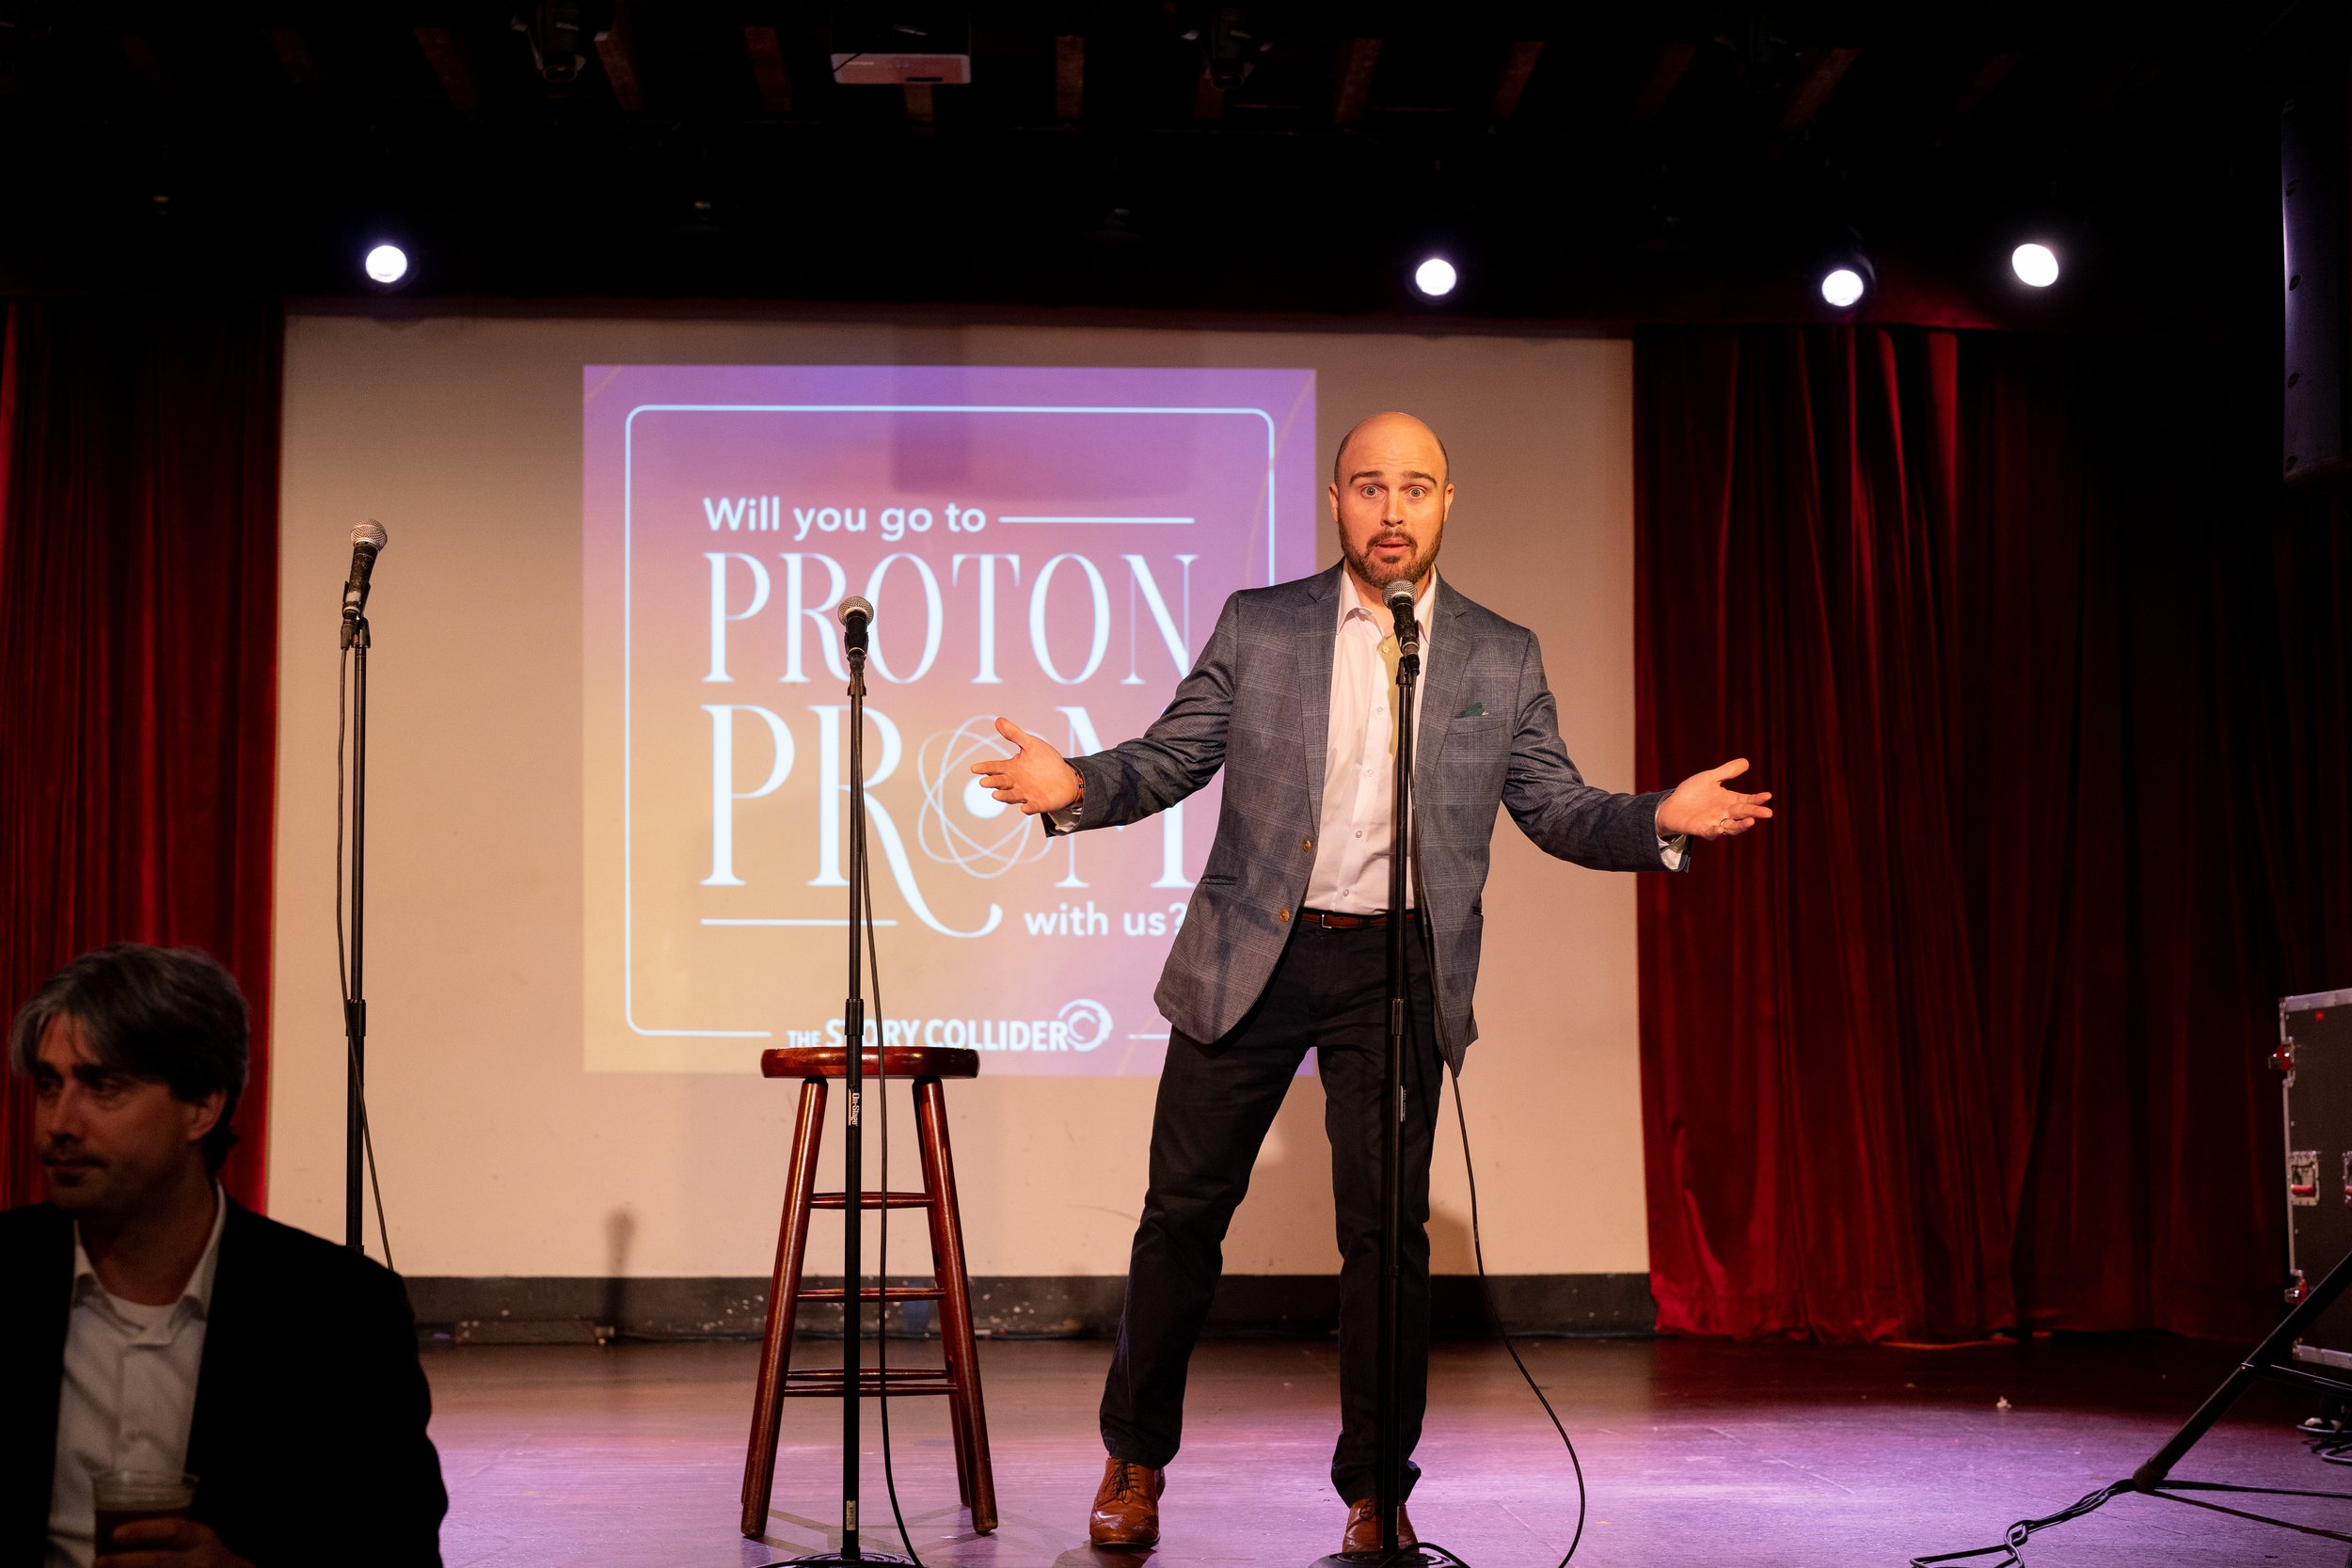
1297,908,1417,929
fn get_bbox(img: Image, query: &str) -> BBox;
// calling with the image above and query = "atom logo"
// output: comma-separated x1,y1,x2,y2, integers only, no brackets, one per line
915,717,1057,879
1059,998,1112,1052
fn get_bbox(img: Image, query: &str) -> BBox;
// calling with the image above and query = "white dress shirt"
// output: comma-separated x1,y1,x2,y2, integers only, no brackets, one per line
1305,574,1438,911
47,1185,227,1568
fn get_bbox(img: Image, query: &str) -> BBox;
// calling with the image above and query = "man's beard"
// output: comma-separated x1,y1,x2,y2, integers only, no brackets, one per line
1343,531,1437,592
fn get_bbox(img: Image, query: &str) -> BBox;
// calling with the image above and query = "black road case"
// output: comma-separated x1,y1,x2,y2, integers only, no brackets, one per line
2282,988,2352,1369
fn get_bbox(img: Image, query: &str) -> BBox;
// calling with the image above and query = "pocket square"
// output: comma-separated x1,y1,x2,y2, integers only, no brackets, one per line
1457,702,1486,718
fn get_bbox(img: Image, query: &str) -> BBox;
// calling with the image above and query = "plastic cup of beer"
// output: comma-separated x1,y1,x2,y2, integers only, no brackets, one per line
89,1470,196,1556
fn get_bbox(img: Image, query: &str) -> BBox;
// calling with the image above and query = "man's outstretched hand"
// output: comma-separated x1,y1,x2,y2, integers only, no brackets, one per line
1657,758,1775,842
970,717,1084,816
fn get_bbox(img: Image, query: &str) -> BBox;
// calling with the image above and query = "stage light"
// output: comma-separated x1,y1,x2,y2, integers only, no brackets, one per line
1820,267,1866,309
513,0,588,84
363,244,409,286
2011,242,2060,288
1414,257,1458,297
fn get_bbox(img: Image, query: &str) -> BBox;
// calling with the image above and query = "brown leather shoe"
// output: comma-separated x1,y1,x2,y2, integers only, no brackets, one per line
1089,1457,1166,1548
1341,1497,1418,1556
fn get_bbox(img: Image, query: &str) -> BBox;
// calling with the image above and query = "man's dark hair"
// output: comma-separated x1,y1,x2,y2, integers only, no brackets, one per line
8,942,250,1175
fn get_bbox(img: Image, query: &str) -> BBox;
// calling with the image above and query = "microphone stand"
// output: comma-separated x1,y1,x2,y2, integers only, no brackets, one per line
1313,590,1468,1568
774,628,913,1567
1377,605,1418,1564
342,610,370,1252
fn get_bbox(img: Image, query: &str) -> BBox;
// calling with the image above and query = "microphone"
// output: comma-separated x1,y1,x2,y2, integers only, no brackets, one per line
341,520,388,647
836,594,874,658
1383,578,1421,657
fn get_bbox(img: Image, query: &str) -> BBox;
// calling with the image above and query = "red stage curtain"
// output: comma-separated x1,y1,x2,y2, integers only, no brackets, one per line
1635,326,2351,1342
0,300,282,1211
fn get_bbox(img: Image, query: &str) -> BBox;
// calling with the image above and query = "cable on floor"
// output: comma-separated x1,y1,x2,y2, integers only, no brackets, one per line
1410,835,1585,1568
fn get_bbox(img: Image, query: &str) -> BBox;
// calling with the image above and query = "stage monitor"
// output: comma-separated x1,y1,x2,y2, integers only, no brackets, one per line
582,364,1317,1073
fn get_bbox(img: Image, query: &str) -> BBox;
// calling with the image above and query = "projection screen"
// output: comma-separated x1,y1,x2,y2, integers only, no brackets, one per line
583,364,1318,1073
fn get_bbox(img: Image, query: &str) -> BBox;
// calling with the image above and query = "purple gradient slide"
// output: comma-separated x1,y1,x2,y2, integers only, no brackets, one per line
582,364,1317,1074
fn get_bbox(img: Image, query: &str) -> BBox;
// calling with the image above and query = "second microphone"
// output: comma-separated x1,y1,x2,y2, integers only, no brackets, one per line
836,594,875,657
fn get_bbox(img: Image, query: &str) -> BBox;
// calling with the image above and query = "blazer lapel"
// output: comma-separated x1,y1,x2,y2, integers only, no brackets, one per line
1298,565,1341,827
184,1200,256,1485
1412,581,1471,801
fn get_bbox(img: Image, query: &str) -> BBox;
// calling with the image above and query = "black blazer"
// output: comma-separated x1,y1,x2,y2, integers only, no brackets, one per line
0,1198,446,1566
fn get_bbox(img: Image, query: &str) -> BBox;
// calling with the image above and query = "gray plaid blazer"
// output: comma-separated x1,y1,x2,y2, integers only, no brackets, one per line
1054,563,1677,1070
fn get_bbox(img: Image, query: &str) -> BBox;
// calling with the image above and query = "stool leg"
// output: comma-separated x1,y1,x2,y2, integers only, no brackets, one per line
914,1083,975,1512
917,1077,997,1534
741,1078,827,1539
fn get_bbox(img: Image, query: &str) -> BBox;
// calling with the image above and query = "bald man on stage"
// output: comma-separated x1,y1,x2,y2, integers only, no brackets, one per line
975,411,1772,1554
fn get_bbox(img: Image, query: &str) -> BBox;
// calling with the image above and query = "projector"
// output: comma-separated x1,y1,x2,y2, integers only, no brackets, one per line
832,52,971,85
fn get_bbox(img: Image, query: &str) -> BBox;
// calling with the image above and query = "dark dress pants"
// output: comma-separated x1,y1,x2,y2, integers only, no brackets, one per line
1099,918,1444,1502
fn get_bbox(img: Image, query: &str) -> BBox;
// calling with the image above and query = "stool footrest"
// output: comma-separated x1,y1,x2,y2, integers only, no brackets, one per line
810,1192,932,1210
784,1368,960,1396
798,1285,948,1303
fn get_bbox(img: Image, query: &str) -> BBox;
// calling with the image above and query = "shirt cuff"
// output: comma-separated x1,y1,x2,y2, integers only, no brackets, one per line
1651,802,1687,871
1046,797,1084,834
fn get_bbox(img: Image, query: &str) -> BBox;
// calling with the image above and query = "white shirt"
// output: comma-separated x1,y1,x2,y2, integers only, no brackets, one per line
47,1186,227,1568
1305,574,1438,911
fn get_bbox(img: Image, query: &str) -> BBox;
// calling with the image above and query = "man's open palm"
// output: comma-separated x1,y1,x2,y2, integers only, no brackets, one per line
971,717,1083,816
1658,758,1775,842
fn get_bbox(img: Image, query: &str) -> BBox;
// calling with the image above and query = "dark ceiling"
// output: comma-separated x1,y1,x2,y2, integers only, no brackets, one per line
0,4,2332,330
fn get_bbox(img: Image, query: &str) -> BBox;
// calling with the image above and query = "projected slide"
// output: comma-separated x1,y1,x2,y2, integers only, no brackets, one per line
582,365,1318,1072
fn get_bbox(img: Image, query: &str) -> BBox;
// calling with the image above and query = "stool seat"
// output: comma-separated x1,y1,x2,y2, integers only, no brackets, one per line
760,1044,979,1080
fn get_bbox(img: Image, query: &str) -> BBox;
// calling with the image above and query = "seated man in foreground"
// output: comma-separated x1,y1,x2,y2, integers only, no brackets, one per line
1,942,447,1567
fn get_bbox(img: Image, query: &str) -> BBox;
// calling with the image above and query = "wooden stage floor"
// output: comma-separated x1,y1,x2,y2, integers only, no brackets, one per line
426,1334,2350,1567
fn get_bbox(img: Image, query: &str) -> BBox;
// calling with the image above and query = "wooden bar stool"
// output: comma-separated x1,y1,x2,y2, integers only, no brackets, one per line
739,1044,997,1538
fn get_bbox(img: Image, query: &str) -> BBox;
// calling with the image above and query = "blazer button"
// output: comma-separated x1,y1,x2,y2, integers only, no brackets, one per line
1301,837,1313,853
1278,908,1291,923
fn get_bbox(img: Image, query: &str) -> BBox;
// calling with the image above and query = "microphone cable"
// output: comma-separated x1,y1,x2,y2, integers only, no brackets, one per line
1905,1481,2132,1568
1442,1064,1588,1568
855,796,928,1566
1410,832,1589,1568
335,644,397,1274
